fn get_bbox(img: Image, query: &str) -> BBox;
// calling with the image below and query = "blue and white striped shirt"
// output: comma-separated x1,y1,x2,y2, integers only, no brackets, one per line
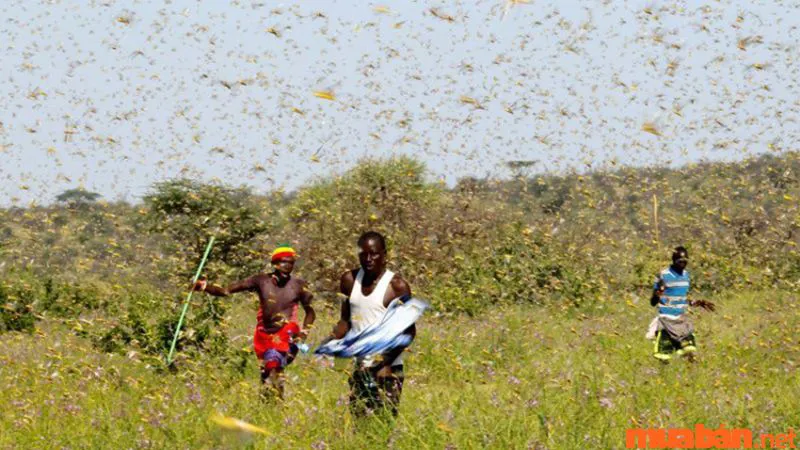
654,267,690,319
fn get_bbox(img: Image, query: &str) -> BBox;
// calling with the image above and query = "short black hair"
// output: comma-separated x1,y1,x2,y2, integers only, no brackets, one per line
672,246,688,261
358,231,386,252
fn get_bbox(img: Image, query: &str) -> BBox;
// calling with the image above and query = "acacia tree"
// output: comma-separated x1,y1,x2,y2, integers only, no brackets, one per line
55,188,101,208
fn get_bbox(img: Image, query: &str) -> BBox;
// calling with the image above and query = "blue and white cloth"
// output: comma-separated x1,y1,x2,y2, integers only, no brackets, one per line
315,297,429,358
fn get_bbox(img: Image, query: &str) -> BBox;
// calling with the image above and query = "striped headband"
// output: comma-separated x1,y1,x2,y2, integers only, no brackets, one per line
271,245,297,262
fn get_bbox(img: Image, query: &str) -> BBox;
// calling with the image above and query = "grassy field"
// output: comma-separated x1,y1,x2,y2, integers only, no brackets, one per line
1,289,798,449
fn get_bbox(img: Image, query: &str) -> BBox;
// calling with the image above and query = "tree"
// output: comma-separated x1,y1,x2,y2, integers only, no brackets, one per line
142,180,269,273
55,188,101,208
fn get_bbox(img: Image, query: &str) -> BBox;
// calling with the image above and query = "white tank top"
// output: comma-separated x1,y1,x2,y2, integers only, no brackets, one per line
349,268,402,367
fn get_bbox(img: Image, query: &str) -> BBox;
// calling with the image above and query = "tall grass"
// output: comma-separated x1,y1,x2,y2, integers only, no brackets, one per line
1,290,797,449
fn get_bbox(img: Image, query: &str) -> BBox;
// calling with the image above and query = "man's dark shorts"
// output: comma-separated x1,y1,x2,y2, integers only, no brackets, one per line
348,364,404,416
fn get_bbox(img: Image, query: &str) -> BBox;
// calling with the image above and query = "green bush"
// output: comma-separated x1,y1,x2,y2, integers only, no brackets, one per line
287,156,445,292
142,179,270,279
0,278,37,333
39,278,108,318
93,290,231,361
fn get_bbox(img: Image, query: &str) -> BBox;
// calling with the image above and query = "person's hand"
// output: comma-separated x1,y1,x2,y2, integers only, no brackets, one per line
651,282,666,304
691,299,716,312
331,320,349,340
191,276,208,292
375,365,393,380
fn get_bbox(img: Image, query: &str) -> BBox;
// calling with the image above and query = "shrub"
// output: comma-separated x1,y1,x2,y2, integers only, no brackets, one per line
142,179,270,278
0,279,37,333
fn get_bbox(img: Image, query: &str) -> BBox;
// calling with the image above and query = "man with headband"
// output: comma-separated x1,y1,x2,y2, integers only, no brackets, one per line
193,244,315,398
649,246,715,362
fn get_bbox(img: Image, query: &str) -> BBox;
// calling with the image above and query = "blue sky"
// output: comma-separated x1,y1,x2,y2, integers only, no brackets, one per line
0,0,798,205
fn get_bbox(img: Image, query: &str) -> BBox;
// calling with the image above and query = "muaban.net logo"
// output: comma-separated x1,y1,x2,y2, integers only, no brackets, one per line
626,424,796,449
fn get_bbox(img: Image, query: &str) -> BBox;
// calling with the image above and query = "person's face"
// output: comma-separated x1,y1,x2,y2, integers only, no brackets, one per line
358,238,386,274
273,256,295,276
673,255,688,271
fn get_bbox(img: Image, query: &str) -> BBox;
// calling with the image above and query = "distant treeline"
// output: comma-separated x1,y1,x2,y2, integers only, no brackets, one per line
2,152,800,355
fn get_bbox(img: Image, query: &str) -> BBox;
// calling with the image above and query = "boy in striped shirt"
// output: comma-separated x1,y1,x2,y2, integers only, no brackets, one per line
649,247,715,362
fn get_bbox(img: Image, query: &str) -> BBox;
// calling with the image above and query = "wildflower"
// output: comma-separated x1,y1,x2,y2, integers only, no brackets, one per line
147,412,165,428
188,390,202,404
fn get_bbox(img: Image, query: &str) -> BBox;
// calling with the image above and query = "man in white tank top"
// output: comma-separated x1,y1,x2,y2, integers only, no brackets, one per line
330,231,415,417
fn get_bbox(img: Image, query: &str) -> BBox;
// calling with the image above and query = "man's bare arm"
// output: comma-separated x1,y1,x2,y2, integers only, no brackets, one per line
299,282,316,335
377,275,415,373
331,271,354,339
196,276,258,297
384,276,411,308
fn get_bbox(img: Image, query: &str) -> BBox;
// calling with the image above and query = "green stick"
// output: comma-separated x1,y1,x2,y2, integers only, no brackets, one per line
167,236,215,365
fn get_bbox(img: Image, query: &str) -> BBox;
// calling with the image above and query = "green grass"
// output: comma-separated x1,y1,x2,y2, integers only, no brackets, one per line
1,291,799,449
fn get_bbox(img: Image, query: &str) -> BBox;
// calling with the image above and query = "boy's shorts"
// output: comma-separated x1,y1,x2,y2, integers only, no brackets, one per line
653,330,697,361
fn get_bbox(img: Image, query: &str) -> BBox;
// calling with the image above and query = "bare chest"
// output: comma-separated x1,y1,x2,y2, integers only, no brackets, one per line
258,279,302,311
